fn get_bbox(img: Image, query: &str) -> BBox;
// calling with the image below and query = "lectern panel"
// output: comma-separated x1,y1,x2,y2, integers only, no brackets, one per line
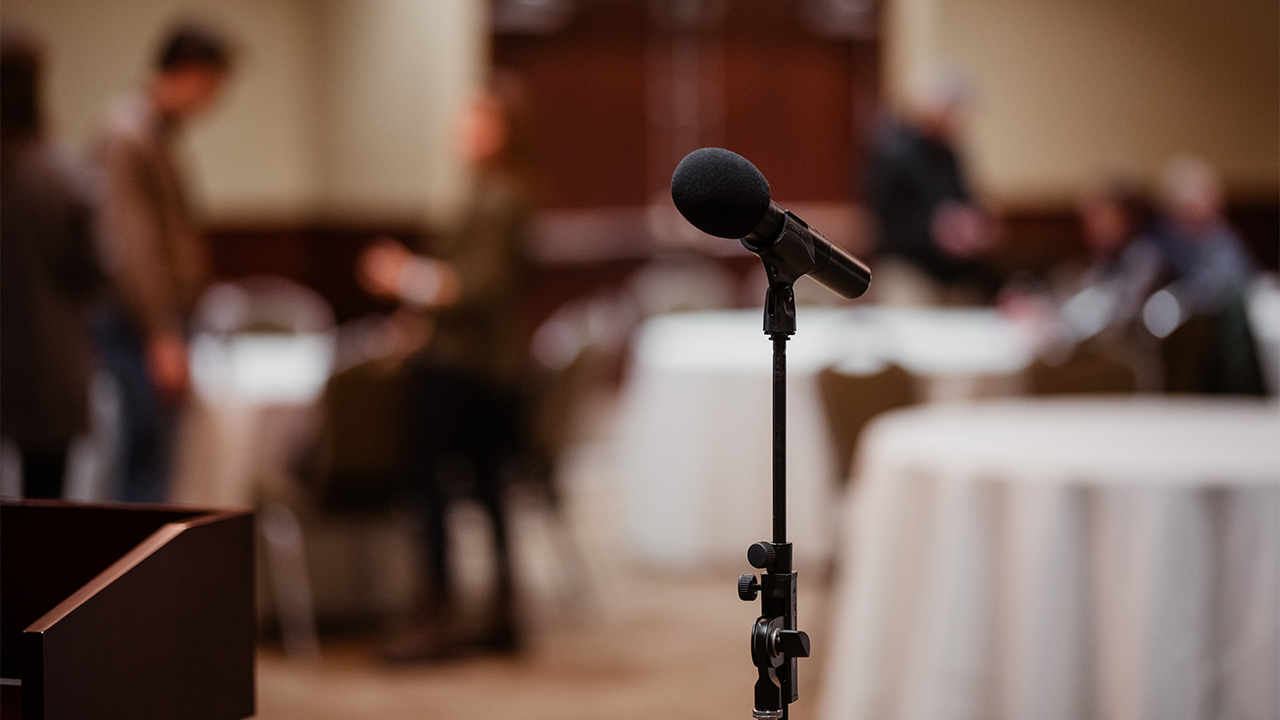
1,502,254,720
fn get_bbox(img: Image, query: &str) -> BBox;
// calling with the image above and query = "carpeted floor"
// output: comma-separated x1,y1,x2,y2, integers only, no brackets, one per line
254,397,834,720
257,572,831,720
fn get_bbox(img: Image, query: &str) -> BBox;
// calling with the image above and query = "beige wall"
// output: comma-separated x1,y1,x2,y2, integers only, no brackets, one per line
2,0,486,223
17,0,1273,216
886,0,1280,205
318,0,487,222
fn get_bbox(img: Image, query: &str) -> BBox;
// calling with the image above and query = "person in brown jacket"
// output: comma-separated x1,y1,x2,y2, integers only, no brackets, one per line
93,23,231,502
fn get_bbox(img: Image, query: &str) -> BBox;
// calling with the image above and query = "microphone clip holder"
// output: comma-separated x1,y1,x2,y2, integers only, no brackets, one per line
747,211,808,337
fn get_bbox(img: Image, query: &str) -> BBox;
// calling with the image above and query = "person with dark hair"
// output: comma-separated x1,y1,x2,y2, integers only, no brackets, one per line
93,21,233,502
1,29,107,498
1002,178,1169,391
155,24,233,72
1053,179,1165,344
356,76,534,662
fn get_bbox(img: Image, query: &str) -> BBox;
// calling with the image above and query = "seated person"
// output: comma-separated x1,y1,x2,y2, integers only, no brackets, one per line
1150,156,1256,317
998,179,1166,391
1055,179,1165,345
1147,156,1263,393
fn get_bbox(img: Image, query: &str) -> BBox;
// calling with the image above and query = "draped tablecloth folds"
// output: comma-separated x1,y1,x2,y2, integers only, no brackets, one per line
819,398,1280,720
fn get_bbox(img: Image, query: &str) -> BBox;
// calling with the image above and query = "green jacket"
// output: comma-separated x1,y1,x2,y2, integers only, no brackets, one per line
414,170,532,384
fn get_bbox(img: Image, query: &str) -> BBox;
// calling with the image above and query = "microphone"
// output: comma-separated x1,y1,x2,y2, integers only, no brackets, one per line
670,147,871,299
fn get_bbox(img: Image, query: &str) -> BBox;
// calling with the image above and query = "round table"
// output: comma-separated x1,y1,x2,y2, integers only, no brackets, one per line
612,307,1033,568
818,398,1280,720
171,332,334,508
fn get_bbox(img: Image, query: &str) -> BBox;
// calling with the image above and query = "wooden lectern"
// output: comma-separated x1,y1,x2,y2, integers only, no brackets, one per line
1,500,255,720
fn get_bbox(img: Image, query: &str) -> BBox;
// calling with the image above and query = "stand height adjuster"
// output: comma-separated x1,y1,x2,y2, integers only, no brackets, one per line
741,537,810,719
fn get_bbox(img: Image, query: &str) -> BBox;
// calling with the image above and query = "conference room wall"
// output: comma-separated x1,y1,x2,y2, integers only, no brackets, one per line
9,0,1275,323
0,0,486,224
885,0,1280,206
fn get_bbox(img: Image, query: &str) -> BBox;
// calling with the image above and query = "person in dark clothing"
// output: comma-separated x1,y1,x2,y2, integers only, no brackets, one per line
1055,180,1165,344
0,29,107,498
1150,156,1256,319
357,76,534,661
867,75,995,303
1147,156,1263,395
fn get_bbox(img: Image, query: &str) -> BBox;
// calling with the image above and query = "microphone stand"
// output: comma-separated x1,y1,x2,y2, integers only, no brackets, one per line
737,266,811,719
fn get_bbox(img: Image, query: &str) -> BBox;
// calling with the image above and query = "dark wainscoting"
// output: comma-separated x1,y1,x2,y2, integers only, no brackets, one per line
206,198,1276,342
207,223,408,324
994,199,1279,277
206,222,757,348
493,0,878,209
1228,200,1280,270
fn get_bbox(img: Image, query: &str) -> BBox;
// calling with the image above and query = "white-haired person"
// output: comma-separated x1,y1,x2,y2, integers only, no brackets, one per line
1147,156,1264,394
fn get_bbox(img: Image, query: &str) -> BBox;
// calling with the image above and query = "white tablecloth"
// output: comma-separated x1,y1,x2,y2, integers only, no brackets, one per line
1249,276,1280,395
819,398,1280,720
613,307,1033,568
171,332,334,508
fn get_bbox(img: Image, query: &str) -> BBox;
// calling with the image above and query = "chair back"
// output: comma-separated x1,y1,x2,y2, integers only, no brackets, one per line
817,363,916,483
1030,343,1138,395
193,275,335,336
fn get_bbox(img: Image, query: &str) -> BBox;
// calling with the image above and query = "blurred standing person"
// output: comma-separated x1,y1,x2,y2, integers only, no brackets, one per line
867,69,996,304
1,29,107,498
357,75,534,661
94,23,233,502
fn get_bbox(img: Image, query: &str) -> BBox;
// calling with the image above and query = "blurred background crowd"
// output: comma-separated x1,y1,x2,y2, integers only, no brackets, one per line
1,0,1276,718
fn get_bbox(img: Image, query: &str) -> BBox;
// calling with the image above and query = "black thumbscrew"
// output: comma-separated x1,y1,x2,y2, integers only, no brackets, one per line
738,574,759,601
747,541,776,570
774,629,811,658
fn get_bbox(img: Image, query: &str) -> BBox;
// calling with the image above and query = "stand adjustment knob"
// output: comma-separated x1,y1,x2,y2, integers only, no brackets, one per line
774,629,811,658
747,541,776,570
738,574,760,601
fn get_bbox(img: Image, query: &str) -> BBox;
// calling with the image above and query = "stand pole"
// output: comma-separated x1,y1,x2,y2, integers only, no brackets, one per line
740,279,809,720
772,333,787,545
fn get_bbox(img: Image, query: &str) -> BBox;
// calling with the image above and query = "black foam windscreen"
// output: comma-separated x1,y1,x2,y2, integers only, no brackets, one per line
670,147,772,239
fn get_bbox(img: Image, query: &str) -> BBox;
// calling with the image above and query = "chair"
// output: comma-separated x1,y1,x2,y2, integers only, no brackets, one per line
817,363,916,484
186,276,338,662
517,295,630,613
270,319,425,643
1247,275,1280,394
1158,293,1266,395
625,255,735,318
192,275,335,336
307,358,409,511
1029,341,1138,395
